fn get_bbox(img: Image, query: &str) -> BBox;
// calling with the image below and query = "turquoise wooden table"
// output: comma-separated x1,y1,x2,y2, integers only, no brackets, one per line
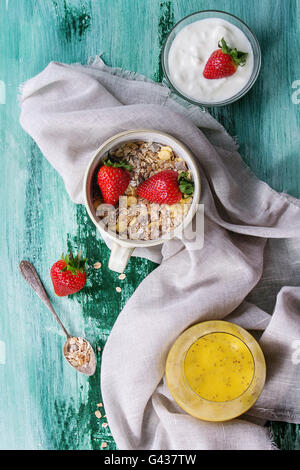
0,0,299,450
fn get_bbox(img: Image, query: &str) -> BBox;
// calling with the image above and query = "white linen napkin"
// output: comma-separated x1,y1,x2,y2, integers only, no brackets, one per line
20,58,300,450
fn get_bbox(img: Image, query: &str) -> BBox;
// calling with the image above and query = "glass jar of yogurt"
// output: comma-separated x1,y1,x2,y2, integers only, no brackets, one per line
162,10,261,106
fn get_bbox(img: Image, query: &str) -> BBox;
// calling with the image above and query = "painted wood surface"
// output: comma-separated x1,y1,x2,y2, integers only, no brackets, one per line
0,0,299,450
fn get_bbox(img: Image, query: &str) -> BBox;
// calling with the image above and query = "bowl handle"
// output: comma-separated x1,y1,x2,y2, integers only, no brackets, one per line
108,242,134,273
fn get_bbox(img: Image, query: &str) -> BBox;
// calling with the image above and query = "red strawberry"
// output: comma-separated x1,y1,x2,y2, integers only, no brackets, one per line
50,252,87,297
97,159,132,206
203,38,248,80
137,170,194,205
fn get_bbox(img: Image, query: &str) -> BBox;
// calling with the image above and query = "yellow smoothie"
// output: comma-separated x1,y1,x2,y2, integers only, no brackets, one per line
184,332,254,402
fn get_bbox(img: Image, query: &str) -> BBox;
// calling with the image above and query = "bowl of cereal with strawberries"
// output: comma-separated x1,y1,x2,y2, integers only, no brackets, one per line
84,130,201,273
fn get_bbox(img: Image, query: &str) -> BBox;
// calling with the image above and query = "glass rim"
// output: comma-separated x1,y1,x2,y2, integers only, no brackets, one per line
161,9,262,107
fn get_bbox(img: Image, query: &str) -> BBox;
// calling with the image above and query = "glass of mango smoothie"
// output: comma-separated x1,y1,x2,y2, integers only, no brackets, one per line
166,321,266,422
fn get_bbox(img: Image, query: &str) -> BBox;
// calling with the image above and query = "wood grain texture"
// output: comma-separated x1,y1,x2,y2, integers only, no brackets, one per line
0,0,299,450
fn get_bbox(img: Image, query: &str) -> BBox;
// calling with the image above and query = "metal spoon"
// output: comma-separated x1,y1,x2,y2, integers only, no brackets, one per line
19,260,96,376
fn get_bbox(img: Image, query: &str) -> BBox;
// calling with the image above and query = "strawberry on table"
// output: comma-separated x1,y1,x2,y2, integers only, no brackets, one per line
50,251,87,297
97,158,132,206
203,37,248,80
137,170,194,205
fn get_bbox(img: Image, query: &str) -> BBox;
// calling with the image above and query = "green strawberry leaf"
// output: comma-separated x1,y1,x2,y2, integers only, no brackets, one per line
218,37,248,67
60,251,87,275
104,157,132,171
178,172,195,198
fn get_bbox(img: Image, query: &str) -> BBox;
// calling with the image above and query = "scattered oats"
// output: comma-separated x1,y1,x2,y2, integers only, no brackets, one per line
95,410,102,419
93,262,102,269
97,403,103,408
118,273,126,280
101,442,107,448
102,422,109,428
116,286,122,293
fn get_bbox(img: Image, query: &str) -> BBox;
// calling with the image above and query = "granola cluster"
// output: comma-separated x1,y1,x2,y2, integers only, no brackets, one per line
92,141,193,241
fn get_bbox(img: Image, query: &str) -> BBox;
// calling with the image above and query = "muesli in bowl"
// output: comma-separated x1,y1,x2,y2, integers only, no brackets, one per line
91,140,195,241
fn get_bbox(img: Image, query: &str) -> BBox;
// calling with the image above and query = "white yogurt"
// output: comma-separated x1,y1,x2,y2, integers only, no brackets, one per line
168,18,254,103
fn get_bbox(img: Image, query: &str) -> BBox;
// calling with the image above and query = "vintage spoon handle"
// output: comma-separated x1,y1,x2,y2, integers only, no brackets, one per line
19,260,70,338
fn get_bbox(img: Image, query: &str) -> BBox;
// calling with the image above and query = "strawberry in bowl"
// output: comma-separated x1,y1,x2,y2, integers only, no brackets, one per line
137,170,194,205
203,38,248,80
97,158,132,206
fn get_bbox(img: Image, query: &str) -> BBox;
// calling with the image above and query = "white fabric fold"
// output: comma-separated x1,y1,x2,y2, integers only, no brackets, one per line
20,58,300,450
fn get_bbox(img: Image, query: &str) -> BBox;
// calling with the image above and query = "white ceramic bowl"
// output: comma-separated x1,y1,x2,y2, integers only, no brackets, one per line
83,129,201,273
